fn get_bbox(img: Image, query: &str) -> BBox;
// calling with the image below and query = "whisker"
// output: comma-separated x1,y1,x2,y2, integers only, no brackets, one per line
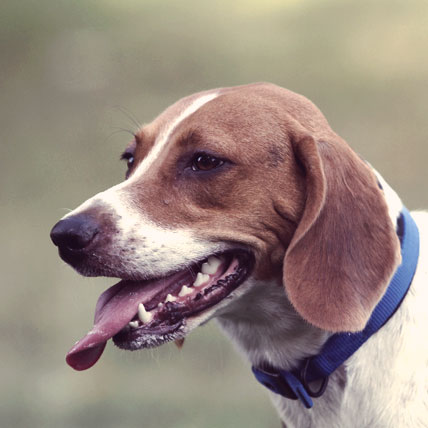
113,105,142,130
105,127,137,142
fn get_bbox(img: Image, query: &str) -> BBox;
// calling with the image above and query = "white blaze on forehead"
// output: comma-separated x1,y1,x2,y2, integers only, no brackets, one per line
61,91,223,277
130,91,219,181
65,90,220,214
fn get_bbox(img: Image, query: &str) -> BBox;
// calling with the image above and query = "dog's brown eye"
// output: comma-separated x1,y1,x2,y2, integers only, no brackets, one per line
120,151,135,179
126,156,134,167
121,152,134,167
191,154,224,172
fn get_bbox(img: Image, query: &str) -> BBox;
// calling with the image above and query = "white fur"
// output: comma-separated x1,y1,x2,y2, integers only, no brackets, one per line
63,93,221,278
63,98,427,425
132,92,219,178
218,188,428,427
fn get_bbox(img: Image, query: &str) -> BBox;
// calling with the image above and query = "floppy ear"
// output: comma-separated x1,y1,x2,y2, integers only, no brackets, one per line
283,136,401,332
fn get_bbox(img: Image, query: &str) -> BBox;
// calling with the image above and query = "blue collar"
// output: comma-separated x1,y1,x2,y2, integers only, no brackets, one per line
252,207,419,409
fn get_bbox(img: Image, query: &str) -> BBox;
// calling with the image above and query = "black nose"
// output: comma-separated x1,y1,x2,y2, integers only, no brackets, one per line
50,215,99,251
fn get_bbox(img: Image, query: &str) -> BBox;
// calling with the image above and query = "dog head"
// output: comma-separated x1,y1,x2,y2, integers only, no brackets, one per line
50,83,400,370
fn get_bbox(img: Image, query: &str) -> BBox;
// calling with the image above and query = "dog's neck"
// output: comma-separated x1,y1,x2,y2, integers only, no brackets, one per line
217,278,330,371
216,172,405,426
217,277,336,426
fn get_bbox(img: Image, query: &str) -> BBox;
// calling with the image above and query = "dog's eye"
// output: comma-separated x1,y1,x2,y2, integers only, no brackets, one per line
121,152,134,168
120,151,135,179
191,153,224,172
126,156,134,167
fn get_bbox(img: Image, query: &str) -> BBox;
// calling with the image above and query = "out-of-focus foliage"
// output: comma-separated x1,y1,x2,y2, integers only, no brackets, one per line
1,1,427,427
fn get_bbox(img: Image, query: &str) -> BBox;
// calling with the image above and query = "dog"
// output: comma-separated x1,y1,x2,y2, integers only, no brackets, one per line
50,83,428,427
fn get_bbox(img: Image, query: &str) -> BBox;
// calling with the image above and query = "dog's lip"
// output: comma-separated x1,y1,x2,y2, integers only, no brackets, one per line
65,249,253,371
112,251,253,351
65,272,192,371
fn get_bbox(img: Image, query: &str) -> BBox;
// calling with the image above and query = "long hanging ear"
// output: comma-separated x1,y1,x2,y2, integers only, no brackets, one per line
284,136,401,332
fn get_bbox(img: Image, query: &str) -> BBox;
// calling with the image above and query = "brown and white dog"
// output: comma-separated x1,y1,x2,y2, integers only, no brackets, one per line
50,83,428,427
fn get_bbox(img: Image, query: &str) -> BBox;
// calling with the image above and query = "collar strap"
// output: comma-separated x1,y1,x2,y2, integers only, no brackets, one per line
252,207,419,409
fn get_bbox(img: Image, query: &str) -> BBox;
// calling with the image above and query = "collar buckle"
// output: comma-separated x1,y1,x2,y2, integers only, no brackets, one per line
252,364,315,409
300,358,329,398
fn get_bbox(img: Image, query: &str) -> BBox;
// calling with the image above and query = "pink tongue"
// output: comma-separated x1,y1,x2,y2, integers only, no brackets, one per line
66,276,175,371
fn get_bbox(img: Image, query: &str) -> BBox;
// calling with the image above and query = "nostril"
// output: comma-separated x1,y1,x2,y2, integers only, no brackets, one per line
50,215,99,251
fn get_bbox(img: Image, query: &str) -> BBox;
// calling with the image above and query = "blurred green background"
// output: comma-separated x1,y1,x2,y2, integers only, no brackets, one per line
1,0,427,427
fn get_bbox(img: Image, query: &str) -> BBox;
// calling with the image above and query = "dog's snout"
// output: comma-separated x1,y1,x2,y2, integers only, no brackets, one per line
50,215,99,251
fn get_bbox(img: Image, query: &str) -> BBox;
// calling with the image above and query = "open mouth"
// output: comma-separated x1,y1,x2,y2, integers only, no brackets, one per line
66,250,254,371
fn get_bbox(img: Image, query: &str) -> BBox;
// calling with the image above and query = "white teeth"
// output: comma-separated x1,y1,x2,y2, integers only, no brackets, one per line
201,262,215,275
158,302,164,308
138,303,153,324
178,285,193,297
193,272,210,287
165,293,177,303
201,256,222,275
129,321,139,329
208,255,223,269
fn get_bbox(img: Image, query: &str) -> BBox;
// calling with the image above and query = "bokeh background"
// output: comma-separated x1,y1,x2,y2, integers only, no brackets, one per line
1,1,427,427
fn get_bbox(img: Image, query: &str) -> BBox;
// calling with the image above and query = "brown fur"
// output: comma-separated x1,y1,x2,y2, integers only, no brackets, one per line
117,83,401,332
285,135,401,331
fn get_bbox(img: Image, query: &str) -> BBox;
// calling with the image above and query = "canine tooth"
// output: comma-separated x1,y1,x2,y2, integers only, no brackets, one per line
202,256,222,275
178,285,193,297
193,272,210,287
138,303,153,324
201,262,215,275
208,255,222,268
165,293,177,303
201,262,216,275
129,321,139,329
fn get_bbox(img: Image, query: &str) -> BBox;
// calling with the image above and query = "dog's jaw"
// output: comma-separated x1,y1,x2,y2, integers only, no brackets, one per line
64,249,256,370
